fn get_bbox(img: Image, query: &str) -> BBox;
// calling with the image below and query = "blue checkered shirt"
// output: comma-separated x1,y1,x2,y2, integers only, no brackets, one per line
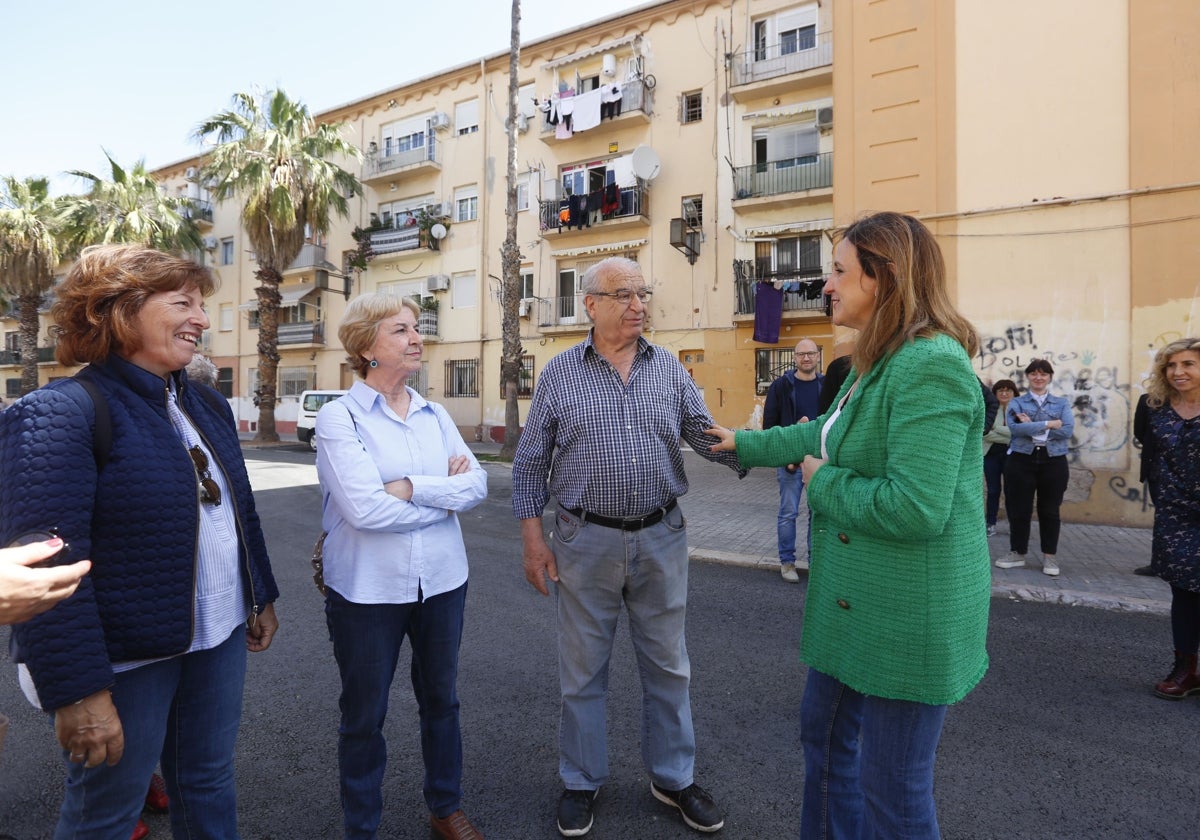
512,333,745,520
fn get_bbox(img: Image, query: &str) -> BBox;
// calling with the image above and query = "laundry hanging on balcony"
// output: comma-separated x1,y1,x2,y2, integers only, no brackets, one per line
753,282,783,344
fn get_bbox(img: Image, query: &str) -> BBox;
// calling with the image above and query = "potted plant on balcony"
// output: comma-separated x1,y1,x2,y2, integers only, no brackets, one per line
414,206,450,250
416,294,439,336
347,225,379,272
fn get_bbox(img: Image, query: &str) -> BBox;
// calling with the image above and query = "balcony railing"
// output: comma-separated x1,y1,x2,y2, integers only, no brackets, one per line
183,198,214,224
732,30,833,86
733,152,832,200
369,223,422,256
733,262,827,316
277,321,325,345
0,347,58,365
538,183,648,232
540,77,652,134
363,134,439,179
287,243,328,271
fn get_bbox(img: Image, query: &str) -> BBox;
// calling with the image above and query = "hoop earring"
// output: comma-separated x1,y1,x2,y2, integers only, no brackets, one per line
369,359,378,368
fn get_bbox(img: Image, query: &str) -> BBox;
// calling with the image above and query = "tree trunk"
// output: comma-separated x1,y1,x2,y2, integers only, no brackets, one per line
18,293,42,396
253,266,282,441
499,0,524,461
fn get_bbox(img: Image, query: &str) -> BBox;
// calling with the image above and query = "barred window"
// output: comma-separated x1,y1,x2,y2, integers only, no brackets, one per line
755,348,794,396
680,91,703,124
500,354,535,399
445,359,479,398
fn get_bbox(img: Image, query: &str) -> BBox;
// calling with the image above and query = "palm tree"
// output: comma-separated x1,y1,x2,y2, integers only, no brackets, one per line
0,176,62,396
58,152,204,255
499,0,524,459
196,89,361,441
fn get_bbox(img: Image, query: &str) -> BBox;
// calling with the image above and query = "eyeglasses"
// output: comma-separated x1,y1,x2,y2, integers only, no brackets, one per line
590,288,653,305
795,352,819,358
188,446,222,506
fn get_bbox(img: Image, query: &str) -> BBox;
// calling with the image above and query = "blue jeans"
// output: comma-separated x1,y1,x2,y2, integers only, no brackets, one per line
799,668,947,840
55,626,247,840
325,583,466,838
777,467,809,565
983,447,1007,527
551,503,694,791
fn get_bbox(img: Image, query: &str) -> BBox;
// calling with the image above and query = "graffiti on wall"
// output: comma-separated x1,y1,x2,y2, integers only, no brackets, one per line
976,323,1131,470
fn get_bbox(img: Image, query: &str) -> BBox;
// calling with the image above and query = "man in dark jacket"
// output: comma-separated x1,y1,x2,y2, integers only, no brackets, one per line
763,339,823,582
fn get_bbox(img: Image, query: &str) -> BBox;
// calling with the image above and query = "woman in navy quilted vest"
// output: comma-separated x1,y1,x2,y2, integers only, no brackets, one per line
0,244,279,840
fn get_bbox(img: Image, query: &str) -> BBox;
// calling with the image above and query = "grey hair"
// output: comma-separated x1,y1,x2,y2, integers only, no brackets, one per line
185,353,219,388
580,257,642,295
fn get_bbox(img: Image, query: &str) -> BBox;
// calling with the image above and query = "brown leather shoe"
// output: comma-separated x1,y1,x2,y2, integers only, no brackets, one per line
430,809,483,840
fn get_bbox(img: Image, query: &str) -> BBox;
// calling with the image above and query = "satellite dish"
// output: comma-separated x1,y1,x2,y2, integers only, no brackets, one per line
630,145,661,181
430,223,448,240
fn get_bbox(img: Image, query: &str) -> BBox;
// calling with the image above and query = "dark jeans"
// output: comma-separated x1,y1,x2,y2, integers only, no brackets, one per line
983,446,1007,527
325,583,467,838
1004,449,1069,555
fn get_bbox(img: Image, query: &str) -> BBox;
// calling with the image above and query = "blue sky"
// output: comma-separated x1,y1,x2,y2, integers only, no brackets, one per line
1,0,649,193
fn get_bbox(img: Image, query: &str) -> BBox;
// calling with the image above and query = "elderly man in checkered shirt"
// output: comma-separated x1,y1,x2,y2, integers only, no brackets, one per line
513,256,745,838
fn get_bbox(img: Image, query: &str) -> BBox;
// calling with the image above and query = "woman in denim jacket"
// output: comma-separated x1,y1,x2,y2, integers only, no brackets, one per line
994,359,1075,576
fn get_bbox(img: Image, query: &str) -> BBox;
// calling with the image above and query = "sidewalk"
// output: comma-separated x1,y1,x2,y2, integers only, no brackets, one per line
468,440,1168,616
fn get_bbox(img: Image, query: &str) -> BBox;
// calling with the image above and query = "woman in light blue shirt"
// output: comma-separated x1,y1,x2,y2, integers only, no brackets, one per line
316,293,487,840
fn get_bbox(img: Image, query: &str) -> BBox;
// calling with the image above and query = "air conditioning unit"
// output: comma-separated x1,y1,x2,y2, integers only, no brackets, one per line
518,298,533,317
438,201,454,218
202,235,219,250
816,106,834,130
516,114,529,133
185,166,197,180
429,112,451,130
426,274,450,292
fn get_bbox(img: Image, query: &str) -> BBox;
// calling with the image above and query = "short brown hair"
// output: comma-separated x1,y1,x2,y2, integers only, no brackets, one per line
1024,359,1054,376
992,379,1019,396
834,212,979,375
51,244,216,366
338,293,422,378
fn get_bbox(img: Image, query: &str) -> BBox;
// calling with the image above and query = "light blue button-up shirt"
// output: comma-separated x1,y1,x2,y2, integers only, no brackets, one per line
315,380,487,604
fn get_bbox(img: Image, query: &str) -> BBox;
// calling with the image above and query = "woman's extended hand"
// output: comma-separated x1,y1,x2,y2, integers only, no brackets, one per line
55,689,124,768
704,426,737,452
0,539,91,626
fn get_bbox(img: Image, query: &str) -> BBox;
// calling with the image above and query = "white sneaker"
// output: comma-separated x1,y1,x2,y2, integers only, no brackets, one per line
780,564,800,583
1042,556,1059,576
986,525,997,537
994,552,1026,569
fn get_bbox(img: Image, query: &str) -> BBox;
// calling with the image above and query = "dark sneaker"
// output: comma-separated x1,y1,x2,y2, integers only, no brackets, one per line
557,788,598,837
651,782,724,833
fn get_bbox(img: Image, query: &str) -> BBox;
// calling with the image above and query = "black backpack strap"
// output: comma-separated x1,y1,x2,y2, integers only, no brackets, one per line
57,368,112,470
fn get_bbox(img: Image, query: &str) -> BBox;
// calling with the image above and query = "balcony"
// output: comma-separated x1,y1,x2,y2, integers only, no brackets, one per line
522,296,588,332
539,78,653,142
278,321,325,346
730,31,832,100
733,262,827,317
361,135,440,185
369,223,423,257
183,198,214,227
0,347,57,366
538,184,649,236
733,152,832,206
286,243,334,273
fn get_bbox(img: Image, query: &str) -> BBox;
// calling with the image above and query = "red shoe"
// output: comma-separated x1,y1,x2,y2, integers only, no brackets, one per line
144,773,169,813
130,817,150,840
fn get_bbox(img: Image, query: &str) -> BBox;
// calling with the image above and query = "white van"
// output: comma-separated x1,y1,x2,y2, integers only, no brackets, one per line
297,389,348,451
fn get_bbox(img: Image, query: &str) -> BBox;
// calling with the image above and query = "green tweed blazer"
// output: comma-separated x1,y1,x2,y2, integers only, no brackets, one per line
736,333,990,704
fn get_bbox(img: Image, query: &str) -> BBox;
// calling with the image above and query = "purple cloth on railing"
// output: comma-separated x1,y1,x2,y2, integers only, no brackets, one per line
753,282,783,344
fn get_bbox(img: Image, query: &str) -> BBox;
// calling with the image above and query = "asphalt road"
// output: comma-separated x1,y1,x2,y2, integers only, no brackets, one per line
2,448,1198,839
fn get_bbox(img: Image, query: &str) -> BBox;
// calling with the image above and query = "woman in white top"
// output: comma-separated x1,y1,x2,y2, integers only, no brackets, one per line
316,293,488,840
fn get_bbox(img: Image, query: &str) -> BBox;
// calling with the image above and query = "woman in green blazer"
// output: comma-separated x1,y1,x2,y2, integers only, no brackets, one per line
708,212,990,839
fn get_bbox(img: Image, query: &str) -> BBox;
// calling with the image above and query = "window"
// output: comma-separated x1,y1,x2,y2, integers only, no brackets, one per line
377,194,435,228
445,359,479,397
518,83,537,119
220,238,235,266
380,114,429,158
451,273,477,309
519,268,535,300
753,3,818,61
4,332,18,352
279,366,315,398
219,303,233,332
755,235,822,279
455,99,479,135
377,279,425,299
246,367,259,399
217,367,234,399
500,354,536,399
6,378,20,398
682,195,703,226
755,348,795,395
516,178,530,212
454,185,478,222
680,91,703,124
754,123,819,167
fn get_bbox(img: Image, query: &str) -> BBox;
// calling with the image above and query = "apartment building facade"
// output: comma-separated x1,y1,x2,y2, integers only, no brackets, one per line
4,0,1197,527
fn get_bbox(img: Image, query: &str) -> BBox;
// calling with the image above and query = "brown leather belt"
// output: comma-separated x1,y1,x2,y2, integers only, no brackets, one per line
566,499,678,531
